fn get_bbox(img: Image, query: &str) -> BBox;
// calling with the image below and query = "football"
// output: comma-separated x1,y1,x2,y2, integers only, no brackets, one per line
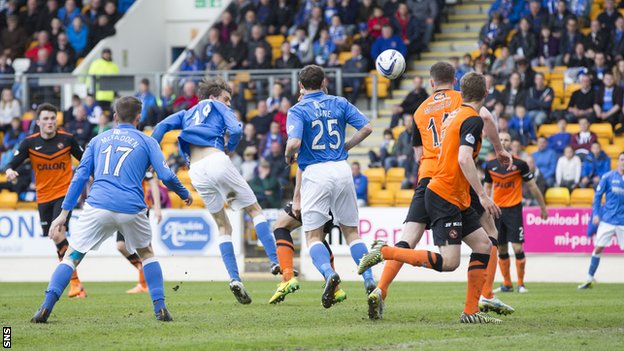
375,49,406,80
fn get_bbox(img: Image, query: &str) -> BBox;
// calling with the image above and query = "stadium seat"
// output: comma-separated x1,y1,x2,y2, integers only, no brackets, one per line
385,181,402,193
290,162,298,179
494,84,505,92
0,173,6,183
162,144,178,158
590,123,613,142
168,191,183,208
15,201,37,210
386,167,405,183
368,181,383,195
551,80,564,99
612,158,619,170
143,129,153,137
566,124,581,134
22,111,34,121
247,109,259,120
392,126,405,140
524,145,538,155
368,190,394,207
0,191,18,209
363,167,385,183
176,170,191,185
338,52,352,65
538,124,559,137
161,130,180,144
613,136,624,149
394,189,413,207
570,188,595,207
551,98,566,111
266,35,285,48
366,81,388,98
545,187,571,206
565,84,581,98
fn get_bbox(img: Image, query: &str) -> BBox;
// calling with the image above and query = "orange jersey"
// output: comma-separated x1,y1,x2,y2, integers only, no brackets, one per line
412,89,463,180
484,156,534,208
427,104,483,210
8,131,83,204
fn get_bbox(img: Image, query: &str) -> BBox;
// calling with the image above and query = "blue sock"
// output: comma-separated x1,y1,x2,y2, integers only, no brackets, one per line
219,236,240,281
143,258,166,313
253,215,278,264
350,240,374,282
309,241,335,279
42,262,74,311
588,254,601,280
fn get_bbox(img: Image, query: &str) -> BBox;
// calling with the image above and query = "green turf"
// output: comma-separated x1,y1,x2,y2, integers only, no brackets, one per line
2,281,623,350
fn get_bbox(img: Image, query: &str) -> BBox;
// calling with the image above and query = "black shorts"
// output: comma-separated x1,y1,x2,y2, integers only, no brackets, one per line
404,177,430,226
496,204,524,244
469,187,485,217
284,202,337,235
424,189,482,246
38,197,70,237
117,209,150,242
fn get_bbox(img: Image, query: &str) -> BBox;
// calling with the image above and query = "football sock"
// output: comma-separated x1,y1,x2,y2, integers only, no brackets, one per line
498,252,512,287
464,252,490,314
142,257,166,313
309,241,335,279
515,252,526,286
218,235,240,281
378,240,410,300
322,240,335,270
274,227,295,281
482,237,498,299
253,215,278,265
381,246,443,272
588,254,601,281
42,261,75,312
56,239,81,285
125,253,146,287
349,239,374,282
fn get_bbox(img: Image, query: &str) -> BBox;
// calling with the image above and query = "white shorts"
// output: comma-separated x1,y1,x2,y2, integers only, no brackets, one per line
189,152,257,213
595,222,624,250
69,203,152,254
301,160,359,231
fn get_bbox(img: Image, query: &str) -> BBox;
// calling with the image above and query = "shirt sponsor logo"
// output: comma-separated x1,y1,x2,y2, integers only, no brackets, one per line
465,133,475,144
37,162,66,171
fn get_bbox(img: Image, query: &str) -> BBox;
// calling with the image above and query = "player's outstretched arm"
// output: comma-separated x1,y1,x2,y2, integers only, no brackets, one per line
479,107,512,169
527,179,548,219
592,175,609,225
345,123,373,151
285,138,301,164
145,137,190,203
292,167,302,218
215,101,243,151
459,145,501,218
5,138,29,181
151,110,185,143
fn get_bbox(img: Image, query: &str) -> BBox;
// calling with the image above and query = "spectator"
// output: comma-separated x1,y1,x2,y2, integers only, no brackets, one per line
453,55,473,88
160,84,176,118
266,83,285,113
251,100,273,136
489,0,524,26
608,16,624,61
549,0,571,37
525,72,554,125
502,73,527,117
92,113,111,135
25,31,53,62
564,42,591,68
492,101,507,121
257,0,275,31
0,88,21,132
236,124,259,157
358,0,376,24
173,81,199,112
0,54,15,79
84,0,104,25
570,117,598,157
312,28,336,66
511,139,529,159
50,16,64,43
585,19,609,54
383,0,400,18
239,10,258,43
589,52,610,87
533,136,558,186
222,31,247,69
517,58,536,89
368,6,389,39
240,146,258,181
475,43,495,70
249,46,272,98
305,6,326,42
207,52,229,72
215,11,237,44
534,25,559,68
407,0,438,50
265,141,289,185
523,155,548,205
272,97,290,137
329,15,348,51
0,16,28,59
104,0,121,25
509,105,536,146
526,0,548,35
228,0,253,24
498,115,520,140
509,18,537,61
566,74,595,122
203,27,223,64
180,50,205,73
274,0,294,36
63,94,82,128
568,0,590,24
290,27,314,65
250,158,281,208
87,48,119,110
593,72,623,127
557,17,582,65
83,95,103,125
28,49,53,73
354,23,374,66
392,3,420,54
385,115,414,174
479,11,507,49
66,105,93,148
580,142,611,188
597,0,621,32
275,41,302,69
547,118,571,154
368,128,395,168
52,51,74,73
491,47,515,82
371,24,407,60
67,16,89,57
247,24,273,64
58,0,80,27
1,117,24,153
338,0,358,28
556,145,582,190
342,44,369,104
135,78,159,128
614,60,624,88
261,122,285,159
352,162,368,206
484,74,502,110
55,33,77,66
41,0,61,31
88,14,116,51
390,76,428,128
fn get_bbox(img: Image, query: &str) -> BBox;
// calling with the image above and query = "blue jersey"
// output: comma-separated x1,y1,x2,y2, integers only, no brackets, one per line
151,99,242,159
287,91,368,170
62,124,188,214
593,170,624,225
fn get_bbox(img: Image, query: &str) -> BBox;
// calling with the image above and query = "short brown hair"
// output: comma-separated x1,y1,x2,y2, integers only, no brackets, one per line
35,103,58,119
430,62,455,85
299,65,325,90
198,78,232,100
114,96,142,123
460,72,487,103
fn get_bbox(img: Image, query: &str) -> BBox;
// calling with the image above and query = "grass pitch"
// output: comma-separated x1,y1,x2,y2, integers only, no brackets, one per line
2,281,623,350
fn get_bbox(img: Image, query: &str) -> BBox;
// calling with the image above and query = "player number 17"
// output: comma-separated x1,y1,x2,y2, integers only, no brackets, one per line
102,145,133,176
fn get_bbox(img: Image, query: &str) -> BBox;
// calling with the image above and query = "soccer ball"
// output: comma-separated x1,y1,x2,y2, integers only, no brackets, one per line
375,49,406,80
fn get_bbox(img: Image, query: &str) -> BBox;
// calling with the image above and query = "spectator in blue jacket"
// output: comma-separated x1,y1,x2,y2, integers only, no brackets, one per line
489,0,525,26
135,78,160,128
533,136,559,187
67,16,89,56
547,118,571,154
58,0,81,27
509,105,536,146
371,24,407,60
180,51,205,72
580,142,611,188
1,117,24,152
352,161,368,207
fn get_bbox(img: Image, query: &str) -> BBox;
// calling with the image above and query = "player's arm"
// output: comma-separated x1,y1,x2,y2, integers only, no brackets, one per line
285,108,303,164
5,138,30,181
69,135,84,160
592,174,609,225
344,101,372,151
479,107,512,169
151,110,185,143
215,101,243,151
483,167,493,197
148,171,163,223
412,121,423,162
520,161,548,219
292,167,303,217
146,138,192,205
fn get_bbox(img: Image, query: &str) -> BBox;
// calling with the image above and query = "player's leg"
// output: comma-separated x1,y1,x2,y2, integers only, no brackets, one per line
341,224,376,293
579,222,613,289
320,235,347,305
116,232,147,293
269,208,301,304
306,226,341,309
512,243,527,292
495,215,513,292
243,202,279,270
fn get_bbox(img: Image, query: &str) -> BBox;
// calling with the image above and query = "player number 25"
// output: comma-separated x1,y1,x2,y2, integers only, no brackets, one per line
311,118,340,150
102,145,133,176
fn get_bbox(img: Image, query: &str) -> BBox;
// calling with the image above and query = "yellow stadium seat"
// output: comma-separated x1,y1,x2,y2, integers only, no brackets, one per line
168,191,183,209
392,126,405,140
470,48,480,60
386,167,405,183
56,111,63,125
565,83,581,98
161,130,180,144
506,29,517,42
394,189,413,207
566,124,581,134
619,8,624,18
266,35,285,48
15,201,37,210
143,129,153,137
524,145,538,155
368,181,383,195
533,66,549,74
545,187,571,206
538,124,559,137
176,170,191,184
385,182,402,193
0,173,6,182
580,28,592,35
612,158,619,169
495,84,505,92
590,123,613,142
235,72,251,83
570,188,595,207
338,52,352,65
364,168,385,183
290,162,298,179
22,111,34,121
162,144,178,158
368,190,394,207
613,136,624,148
0,191,18,209
366,81,388,98
551,80,564,99
552,98,567,110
